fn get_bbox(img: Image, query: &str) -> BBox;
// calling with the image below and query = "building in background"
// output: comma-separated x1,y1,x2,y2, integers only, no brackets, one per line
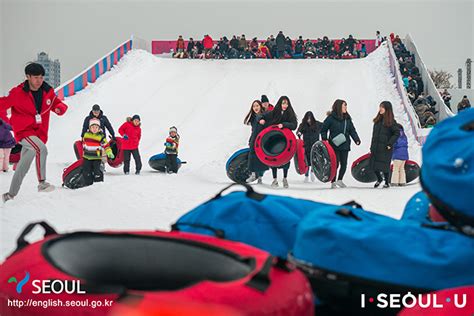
35,52,61,88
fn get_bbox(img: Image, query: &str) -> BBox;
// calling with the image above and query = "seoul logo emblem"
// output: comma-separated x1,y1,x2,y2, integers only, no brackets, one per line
46,99,52,105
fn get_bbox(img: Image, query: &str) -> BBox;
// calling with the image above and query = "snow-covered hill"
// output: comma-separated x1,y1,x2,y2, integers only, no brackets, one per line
0,43,422,261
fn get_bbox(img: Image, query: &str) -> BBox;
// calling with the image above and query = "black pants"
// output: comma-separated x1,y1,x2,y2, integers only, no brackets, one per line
123,149,142,173
272,162,289,178
83,159,103,186
333,150,349,182
165,153,178,173
375,171,390,184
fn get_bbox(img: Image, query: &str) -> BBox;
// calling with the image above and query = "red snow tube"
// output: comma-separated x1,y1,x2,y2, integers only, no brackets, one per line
255,125,297,167
398,286,474,316
0,222,314,316
9,144,22,164
73,140,83,160
107,137,124,168
294,139,309,175
62,159,86,189
351,153,420,183
429,205,447,222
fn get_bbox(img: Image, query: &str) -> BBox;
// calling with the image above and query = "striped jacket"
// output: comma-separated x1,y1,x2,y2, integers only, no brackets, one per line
82,131,112,160
165,135,180,154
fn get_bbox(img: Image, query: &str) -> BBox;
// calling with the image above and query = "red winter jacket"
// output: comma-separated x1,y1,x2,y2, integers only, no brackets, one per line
203,36,214,49
118,120,141,150
0,81,68,143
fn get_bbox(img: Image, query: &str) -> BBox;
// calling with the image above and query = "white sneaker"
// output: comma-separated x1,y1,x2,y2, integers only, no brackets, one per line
38,181,55,193
257,177,263,184
283,178,289,188
331,182,337,189
310,172,316,182
304,176,310,183
2,193,14,203
271,179,279,188
246,173,257,183
335,180,347,188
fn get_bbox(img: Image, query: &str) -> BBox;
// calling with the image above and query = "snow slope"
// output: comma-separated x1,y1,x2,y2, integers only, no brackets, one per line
0,42,423,261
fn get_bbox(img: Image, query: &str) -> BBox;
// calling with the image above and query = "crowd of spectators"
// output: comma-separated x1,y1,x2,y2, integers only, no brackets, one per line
392,33,438,128
173,32,369,60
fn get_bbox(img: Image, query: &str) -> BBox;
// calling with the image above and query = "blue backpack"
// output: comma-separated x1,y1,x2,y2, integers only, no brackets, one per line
292,205,474,295
401,191,432,223
174,184,331,259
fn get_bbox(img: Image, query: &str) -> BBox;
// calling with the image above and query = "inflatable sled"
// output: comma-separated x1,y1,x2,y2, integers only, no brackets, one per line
351,153,420,183
401,191,446,223
310,141,336,182
9,144,21,164
148,153,183,172
255,125,296,167
294,139,309,175
73,140,83,160
107,137,124,168
398,286,474,316
226,148,251,184
0,222,314,316
175,183,332,259
62,159,86,189
289,205,474,314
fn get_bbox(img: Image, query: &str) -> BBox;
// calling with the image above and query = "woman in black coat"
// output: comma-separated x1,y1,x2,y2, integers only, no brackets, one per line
259,96,297,188
297,111,323,182
369,101,400,188
244,100,268,184
321,99,361,188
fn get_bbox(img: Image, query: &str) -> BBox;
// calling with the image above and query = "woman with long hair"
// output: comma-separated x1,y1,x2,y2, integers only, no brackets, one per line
297,111,323,182
245,100,268,183
259,96,297,188
369,101,400,188
321,99,361,188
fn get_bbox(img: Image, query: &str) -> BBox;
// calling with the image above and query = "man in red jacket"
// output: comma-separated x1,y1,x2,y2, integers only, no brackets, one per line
118,114,142,175
0,63,68,203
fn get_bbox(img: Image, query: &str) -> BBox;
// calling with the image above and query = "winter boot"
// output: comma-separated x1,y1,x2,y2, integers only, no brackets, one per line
38,181,55,193
2,193,14,203
383,183,390,188
374,181,381,188
271,179,279,188
335,180,347,188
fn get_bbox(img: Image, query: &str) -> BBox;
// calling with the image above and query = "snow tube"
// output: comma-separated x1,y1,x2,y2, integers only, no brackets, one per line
148,153,182,172
73,140,83,160
351,153,420,183
175,183,332,259
290,205,474,315
293,139,309,175
398,286,474,316
9,144,21,163
401,191,446,223
62,159,86,189
107,137,124,168
0,222,314,316
310,140,336,182
255,125,296,167
226,148,251,184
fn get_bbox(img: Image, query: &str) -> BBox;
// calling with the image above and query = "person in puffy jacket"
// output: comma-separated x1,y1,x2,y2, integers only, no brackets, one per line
0,118,16,172
369,101,400,188
321,99,361,188
118,114,142,175
392,124,409,186
164,126,180,174
297,111,323,182
0,63,68,202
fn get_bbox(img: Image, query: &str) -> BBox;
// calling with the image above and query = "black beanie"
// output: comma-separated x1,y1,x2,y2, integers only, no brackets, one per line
25,63,45,76
92,104,101,111
132,114,141,121
261,95,269,103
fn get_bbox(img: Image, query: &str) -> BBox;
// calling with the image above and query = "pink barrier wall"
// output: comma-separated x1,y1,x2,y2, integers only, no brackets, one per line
152,39,376,55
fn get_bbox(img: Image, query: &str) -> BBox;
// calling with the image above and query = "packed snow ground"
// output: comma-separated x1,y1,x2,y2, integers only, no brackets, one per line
0,43,423,261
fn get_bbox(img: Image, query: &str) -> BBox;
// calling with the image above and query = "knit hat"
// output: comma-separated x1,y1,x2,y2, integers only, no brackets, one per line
421,109,474,233
169,126,178,133
92,104,101,111
132,114,141,121
89,118,101,128
261,95,269,103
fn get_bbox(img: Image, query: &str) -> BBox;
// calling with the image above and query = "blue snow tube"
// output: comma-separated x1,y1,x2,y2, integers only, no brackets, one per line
148,153,182,172
226,148,251,184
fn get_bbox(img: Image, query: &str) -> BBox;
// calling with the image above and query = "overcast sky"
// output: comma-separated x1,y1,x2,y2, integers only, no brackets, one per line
0,0,472,94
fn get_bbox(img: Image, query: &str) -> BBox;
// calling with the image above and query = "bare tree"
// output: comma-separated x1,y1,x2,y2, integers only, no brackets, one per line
429,69,454,89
